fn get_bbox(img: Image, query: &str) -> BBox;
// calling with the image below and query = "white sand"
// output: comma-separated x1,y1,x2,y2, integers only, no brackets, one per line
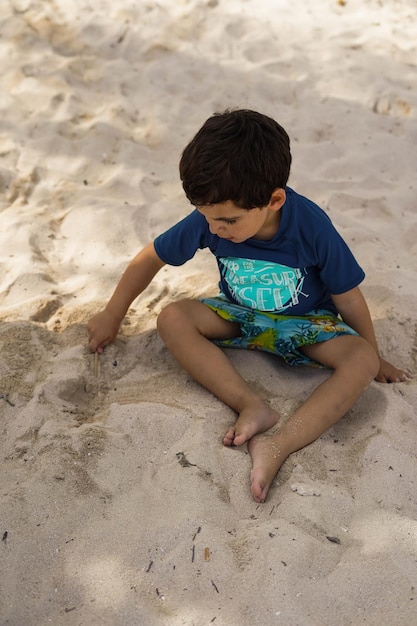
1,1,416,624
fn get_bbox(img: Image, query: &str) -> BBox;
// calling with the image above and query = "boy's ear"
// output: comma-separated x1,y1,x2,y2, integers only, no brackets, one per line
268,188,286,211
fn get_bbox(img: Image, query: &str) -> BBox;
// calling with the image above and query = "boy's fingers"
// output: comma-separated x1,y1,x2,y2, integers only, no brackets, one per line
375,370,410,384
88,335,106,353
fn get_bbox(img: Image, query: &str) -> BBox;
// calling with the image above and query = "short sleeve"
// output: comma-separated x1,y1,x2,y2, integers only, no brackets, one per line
154,210,208,266
314,224,365,294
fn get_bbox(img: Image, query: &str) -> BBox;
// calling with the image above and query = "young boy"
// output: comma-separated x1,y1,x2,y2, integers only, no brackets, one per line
88,109,408,503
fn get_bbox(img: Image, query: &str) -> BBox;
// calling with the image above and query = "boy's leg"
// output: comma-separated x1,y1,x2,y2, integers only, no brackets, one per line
248,334,380,502
157,299,279,445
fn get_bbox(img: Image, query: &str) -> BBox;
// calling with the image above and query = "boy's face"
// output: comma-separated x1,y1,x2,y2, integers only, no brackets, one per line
197,190,285,243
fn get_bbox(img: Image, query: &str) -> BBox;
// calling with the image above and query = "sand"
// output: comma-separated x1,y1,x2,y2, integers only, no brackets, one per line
1,0,416,624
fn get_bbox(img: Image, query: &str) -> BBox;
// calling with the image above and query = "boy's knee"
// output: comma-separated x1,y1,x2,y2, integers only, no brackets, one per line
157,302,180,334
157,300,192,338
353,338,380,380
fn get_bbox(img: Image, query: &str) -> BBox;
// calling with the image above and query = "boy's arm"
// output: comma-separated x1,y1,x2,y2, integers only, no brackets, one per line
331,287,409,383
88,242,165,353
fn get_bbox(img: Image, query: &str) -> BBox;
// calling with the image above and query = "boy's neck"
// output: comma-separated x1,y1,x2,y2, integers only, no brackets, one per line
252,208,282,241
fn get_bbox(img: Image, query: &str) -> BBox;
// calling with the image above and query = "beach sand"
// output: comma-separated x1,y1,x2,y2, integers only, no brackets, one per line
1,1,416,624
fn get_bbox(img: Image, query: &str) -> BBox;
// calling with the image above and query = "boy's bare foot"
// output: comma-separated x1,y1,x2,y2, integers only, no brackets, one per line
247,433,288,503
223,402,279,447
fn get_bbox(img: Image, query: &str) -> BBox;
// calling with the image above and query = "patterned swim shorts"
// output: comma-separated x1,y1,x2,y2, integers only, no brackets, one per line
200,295,358,367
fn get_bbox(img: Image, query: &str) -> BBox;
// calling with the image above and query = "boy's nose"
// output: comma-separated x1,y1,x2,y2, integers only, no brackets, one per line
209,222,219,234
209,221,225,236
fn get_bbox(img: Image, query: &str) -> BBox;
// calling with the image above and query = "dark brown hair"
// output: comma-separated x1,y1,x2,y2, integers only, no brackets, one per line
179,109,291,209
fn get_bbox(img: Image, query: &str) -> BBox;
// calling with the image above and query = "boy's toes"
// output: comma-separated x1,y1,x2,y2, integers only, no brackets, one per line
232,431,248,446
223,426,249,447
250,469,268,503
223,427,236,446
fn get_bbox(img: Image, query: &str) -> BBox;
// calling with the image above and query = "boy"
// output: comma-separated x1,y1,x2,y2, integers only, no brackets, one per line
88,109,408,503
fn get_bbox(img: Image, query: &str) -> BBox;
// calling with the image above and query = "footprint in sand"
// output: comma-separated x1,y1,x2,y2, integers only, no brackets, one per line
372,94,412,117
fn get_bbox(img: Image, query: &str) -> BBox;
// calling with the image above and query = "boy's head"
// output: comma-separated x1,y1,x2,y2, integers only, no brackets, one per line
180,109,291,210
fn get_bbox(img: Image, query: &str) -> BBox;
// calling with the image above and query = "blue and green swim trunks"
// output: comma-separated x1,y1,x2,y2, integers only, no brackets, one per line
200,295,358,367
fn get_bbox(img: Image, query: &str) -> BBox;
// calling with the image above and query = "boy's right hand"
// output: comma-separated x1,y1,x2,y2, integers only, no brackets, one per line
87,310,120,353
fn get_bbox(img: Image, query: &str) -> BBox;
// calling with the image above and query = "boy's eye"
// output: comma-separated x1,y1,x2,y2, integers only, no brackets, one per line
225,220,236,225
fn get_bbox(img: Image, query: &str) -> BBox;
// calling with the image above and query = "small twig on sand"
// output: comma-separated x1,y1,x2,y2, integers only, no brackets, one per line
211,580,219,593
94,351,99,377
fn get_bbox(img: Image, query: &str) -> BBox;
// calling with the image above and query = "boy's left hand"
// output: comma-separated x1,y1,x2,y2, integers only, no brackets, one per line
375,357,410,383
